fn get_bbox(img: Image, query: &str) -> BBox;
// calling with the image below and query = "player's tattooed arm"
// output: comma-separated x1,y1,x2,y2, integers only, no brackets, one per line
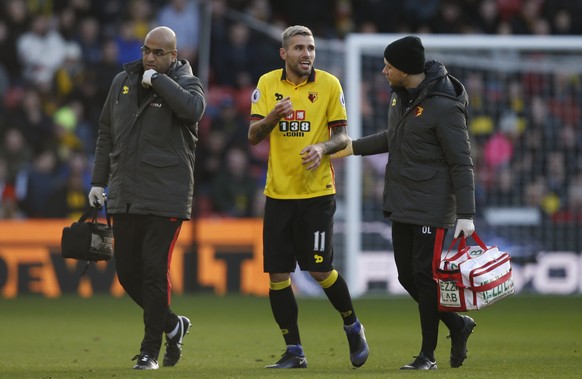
248,96,293,145
248,120,277,145
321,125,349,155
300,126,349,171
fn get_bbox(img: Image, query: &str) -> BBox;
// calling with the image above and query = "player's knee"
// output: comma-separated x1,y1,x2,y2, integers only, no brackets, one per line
313,269,338,288
269,277,291,290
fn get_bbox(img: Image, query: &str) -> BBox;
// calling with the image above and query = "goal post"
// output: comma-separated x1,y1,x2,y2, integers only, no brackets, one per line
341,34,582,297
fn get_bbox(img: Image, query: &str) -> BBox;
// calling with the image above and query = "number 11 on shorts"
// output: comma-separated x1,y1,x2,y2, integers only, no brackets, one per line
313,231,326,252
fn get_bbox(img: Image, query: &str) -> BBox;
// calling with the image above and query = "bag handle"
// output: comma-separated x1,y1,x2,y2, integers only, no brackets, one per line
457,232,487,252
77,206,98,223
432,229,488,278
445,231,488,258
78,203,111,228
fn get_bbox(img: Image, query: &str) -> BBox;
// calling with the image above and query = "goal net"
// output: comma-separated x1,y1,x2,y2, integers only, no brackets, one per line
327,34,582,296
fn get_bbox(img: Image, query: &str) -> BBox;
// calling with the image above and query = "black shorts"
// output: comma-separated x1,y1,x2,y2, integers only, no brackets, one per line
263,195,336,273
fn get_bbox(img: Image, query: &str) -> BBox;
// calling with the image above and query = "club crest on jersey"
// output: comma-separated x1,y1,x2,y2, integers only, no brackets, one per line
308,92,318,103
122,85,129,94
415,106,424,117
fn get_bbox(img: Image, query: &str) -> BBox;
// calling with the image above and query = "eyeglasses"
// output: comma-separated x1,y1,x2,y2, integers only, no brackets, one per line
140,45,174,57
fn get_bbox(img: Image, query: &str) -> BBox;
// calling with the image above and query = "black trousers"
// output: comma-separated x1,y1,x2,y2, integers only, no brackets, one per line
392,221,462,355
112,214,182,357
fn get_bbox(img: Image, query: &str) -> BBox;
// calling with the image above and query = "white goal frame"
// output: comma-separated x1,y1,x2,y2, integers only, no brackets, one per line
343,34,582,296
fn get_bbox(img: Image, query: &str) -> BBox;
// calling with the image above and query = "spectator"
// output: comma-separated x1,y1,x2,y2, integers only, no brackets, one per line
126,0,154,40
90,38,122,107
210,146,259,217
5,87,54,152
195,128,227,195
76,17,103,64
476,0,501,34
209,95,249,149
17,148,63,217
0,0,29,79
211,22,258,87
157,0,200,65
53,42,85,102
17,13,68,89
47,150,91,219
0,157,25,218
0,0,582,227
114,18,142,66
0,128,32,183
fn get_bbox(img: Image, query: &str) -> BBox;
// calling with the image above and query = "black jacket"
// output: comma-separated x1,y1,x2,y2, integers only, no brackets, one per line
91,59,206,219
352,60,475,228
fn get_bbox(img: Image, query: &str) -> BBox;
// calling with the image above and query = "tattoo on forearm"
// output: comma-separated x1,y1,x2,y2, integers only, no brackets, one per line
324,126,348,154
255,124,272,141
251,121,277,143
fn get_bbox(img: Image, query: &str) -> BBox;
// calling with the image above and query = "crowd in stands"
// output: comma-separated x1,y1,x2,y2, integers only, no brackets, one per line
1,0,582,226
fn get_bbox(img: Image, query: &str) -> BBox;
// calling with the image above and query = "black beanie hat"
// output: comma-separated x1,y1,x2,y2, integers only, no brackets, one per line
383,36,425,74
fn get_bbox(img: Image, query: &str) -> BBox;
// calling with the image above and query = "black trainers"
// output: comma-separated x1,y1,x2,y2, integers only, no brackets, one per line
345,322,369,367
449,315,477,368
400,352,437,370
132,354,159,370
265,350,308,368
163,315,191,367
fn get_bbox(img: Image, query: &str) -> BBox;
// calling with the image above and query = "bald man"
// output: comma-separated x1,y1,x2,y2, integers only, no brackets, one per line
89,26,206,370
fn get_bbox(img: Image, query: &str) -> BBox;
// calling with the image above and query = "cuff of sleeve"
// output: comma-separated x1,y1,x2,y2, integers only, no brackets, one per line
351,139,359,156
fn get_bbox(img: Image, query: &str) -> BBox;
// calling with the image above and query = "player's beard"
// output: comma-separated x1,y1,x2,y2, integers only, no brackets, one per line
289,61,312,78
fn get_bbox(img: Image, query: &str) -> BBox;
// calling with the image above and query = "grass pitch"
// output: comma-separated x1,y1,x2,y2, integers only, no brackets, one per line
0,294,580,378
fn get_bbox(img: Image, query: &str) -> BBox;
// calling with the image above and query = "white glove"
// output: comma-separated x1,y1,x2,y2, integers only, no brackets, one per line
142,69,157,87
330,138,353,159
454,218,475,238
88,186,106,209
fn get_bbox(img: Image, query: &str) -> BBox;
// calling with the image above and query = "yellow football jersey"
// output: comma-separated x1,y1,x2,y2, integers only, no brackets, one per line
250,68,348,199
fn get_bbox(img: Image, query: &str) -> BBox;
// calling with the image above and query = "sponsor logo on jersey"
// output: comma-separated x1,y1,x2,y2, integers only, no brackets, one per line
279,110,310,137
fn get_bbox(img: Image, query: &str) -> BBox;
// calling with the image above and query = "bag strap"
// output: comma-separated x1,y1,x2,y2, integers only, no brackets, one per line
79,203,112,228
449,231,488,255
471,270,513,292
432,228,446,281
432,229,488,278
78,206,98,223
467,231,487,250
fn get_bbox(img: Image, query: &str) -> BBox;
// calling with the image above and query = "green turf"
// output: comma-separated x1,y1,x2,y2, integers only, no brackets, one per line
0,294,580,378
